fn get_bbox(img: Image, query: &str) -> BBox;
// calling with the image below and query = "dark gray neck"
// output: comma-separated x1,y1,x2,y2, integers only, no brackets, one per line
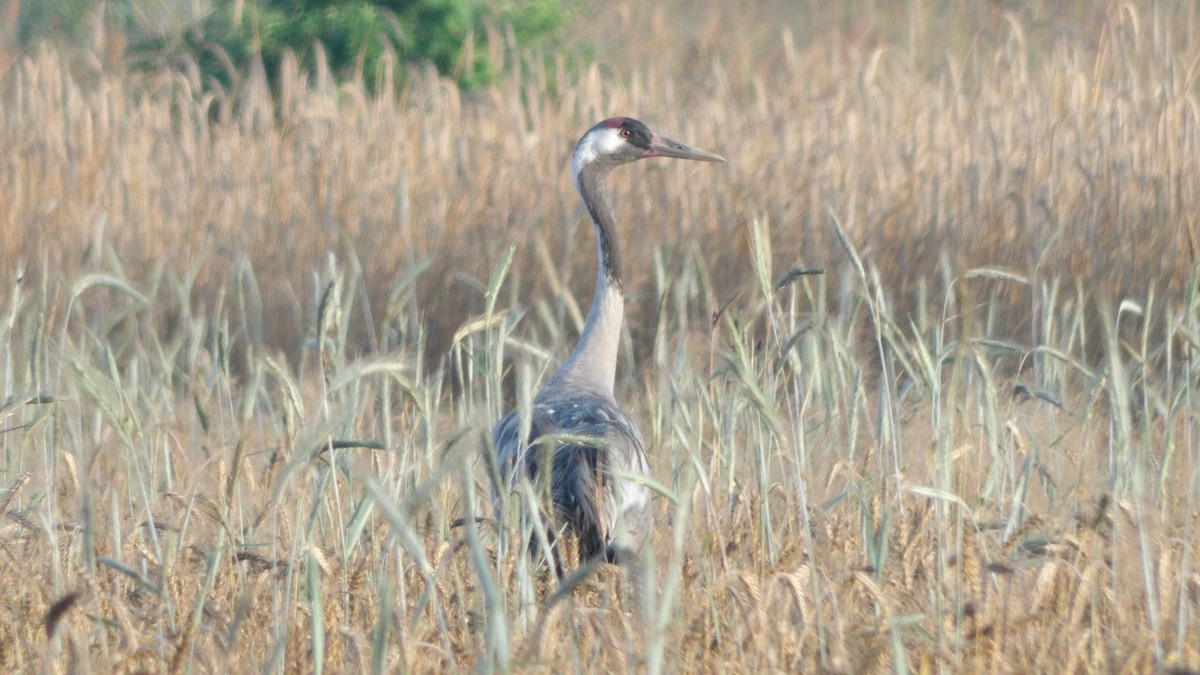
576,164,622,290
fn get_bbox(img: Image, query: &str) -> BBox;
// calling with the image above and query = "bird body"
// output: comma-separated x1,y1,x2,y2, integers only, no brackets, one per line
492,392,649,563
492,118,724,570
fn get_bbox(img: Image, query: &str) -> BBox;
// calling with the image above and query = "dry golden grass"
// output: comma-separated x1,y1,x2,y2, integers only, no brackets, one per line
1,0,1198,672
4,1,1197,364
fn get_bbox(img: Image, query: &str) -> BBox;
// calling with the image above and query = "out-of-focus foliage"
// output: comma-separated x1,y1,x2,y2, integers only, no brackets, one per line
2,0,567,89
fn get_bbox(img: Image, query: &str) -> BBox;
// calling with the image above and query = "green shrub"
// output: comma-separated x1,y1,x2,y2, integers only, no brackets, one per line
8,0,568,90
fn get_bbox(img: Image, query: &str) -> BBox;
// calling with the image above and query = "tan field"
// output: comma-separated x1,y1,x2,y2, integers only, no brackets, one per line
0,0,1198,671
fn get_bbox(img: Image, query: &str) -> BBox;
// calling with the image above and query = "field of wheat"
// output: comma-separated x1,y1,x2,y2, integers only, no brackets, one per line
1,0,1199,672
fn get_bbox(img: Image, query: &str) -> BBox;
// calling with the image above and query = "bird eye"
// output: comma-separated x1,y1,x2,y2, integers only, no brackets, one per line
619,128,632,139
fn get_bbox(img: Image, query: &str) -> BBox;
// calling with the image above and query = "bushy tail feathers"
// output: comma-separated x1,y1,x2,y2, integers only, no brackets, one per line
552,443,611,561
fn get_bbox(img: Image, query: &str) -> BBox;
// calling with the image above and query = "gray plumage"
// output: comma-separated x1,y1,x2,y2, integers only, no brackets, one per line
492,117,724,572
492,395,649,564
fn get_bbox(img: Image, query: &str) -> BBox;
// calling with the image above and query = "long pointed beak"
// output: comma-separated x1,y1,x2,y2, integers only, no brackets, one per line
646,133,726,162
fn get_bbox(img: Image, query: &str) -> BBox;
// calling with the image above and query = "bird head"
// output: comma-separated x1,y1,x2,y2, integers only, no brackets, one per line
573,117,725,175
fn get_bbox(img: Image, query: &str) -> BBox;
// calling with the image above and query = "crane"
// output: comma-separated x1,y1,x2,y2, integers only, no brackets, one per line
492,117,724,574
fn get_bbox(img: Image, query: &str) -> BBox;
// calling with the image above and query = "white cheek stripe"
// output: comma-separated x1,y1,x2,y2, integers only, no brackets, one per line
572,129,625,176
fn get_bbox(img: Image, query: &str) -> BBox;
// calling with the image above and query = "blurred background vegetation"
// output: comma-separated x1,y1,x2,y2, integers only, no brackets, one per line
0,0,1191,369
2,0,568,89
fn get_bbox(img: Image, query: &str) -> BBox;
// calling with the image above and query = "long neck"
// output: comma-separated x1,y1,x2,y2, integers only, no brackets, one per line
544,163,624,398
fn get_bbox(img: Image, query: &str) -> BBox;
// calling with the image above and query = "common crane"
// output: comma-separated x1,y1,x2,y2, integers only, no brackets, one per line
492,117,724,574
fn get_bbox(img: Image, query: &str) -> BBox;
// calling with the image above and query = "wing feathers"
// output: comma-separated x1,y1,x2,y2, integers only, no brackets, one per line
492,395,649,562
